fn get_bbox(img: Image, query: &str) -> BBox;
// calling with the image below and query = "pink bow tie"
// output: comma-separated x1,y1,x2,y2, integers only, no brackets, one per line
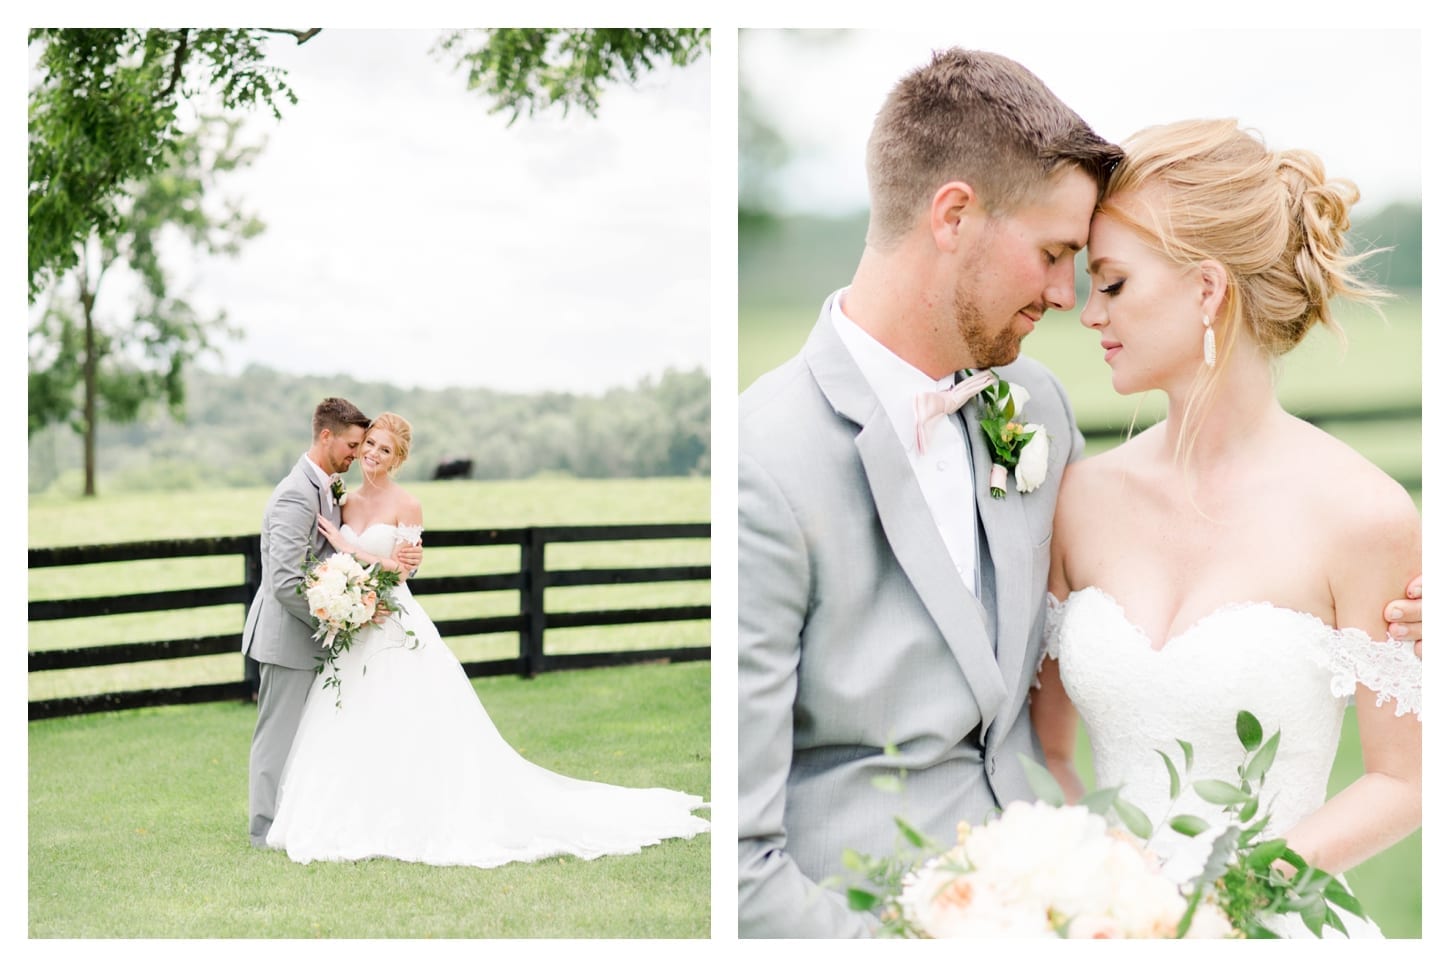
914,370,996,454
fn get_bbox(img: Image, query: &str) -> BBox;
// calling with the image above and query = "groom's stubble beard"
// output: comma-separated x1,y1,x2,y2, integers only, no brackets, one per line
953,280,1027,370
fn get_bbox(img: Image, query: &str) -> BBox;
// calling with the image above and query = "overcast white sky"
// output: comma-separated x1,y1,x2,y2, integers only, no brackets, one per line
741,28,1421,218
177,28,710,394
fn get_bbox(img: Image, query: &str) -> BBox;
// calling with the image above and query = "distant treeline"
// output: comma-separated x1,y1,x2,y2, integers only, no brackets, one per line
28,365,709,494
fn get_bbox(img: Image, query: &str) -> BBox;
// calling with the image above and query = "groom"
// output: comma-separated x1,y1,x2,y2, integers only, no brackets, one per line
736,49,1422,938
243,397,423,848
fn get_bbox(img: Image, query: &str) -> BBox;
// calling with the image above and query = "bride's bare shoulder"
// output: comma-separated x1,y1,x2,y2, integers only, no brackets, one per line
391,486,424,526
1291,420,1418,537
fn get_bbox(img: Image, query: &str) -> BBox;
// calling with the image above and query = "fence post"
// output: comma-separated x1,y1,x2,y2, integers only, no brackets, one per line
519,528,546,678
242,541,262,700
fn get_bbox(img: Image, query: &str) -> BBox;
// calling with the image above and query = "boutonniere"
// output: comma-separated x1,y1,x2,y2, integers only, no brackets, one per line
330,475,349,506
976,376,1049,499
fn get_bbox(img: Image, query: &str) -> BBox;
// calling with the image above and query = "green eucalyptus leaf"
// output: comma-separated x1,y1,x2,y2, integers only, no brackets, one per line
1080,786,1119,816
1177,739,1194,772
1324,880,1366,919
1244,731,1281,785
1237,813,1271,846
1156,749,1181,799
1238,795,1259,823
1169,814,1211,837
1112,796,1153,841
1174,887,1203,939
1193,779,1250,805
893,816,928,849
1245,921,1282,939
1235,710,1264,751
1299,895,1328,938
1246,838,1288,871
1323,905,1348,937
847,887,879,912
1018,754,1065,808
841,848,866,872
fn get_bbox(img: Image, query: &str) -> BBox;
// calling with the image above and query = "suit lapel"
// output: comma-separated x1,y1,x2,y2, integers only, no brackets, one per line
294,456,331,558
805,307,1008,728
960,395,1034,717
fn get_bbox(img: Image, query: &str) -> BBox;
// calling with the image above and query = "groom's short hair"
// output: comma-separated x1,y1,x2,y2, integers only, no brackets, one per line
865,48,1122,246
312,397,369,439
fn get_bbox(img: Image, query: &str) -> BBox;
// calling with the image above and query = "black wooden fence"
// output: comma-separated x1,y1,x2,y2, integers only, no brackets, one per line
28,523,710,720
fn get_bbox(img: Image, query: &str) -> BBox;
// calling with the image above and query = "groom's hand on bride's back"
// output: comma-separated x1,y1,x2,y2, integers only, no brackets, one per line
1384,575,1422,657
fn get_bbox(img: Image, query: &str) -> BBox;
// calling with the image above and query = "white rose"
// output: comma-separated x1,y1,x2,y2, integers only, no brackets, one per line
1006,381,1031,417
1015,424,1049,493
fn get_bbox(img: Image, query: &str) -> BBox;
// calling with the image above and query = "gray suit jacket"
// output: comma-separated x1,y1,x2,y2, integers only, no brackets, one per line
737,299,1084,937
241,456,340,671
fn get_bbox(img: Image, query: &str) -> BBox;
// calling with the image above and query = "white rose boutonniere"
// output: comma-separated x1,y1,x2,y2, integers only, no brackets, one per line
1015,425,1049,493
330,475,348,506
976,375,1049,499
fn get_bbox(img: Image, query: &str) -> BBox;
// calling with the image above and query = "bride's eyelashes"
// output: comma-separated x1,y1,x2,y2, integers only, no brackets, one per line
1097,279,1125,296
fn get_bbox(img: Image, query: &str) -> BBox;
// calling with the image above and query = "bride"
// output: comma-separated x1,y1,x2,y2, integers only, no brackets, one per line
265,412,710,868
1030,119,1421,937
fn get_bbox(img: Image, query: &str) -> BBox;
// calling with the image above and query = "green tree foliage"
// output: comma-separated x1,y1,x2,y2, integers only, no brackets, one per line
29,366,710,495
28,116,264,496
438,28,710,123
27,27,314,301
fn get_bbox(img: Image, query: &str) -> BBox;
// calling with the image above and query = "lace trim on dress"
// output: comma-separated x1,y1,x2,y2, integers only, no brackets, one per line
395,524,424,545
1310,627,1422,720
1041,586,1423,720
1032,592,1068,688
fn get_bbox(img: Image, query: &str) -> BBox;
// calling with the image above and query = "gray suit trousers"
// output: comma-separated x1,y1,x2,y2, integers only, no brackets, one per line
248,662,316,847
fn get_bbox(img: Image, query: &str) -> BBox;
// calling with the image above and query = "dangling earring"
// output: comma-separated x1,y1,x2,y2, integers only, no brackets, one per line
1202,314,1216,368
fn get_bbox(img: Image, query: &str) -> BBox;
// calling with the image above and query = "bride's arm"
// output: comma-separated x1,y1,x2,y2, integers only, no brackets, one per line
1030,479,1085,804
1282,488,1421,875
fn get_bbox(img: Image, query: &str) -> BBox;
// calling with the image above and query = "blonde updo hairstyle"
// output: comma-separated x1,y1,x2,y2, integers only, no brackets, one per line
368,412,413,473
1098,119,1386,457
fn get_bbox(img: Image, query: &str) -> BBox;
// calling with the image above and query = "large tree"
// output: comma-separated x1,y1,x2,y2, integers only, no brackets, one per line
28,27,315,302
29,27,710,299
438,28,710,123
28,116,264,496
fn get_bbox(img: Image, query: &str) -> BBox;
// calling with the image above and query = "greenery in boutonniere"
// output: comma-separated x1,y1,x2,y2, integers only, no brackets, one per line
975,376,1048,498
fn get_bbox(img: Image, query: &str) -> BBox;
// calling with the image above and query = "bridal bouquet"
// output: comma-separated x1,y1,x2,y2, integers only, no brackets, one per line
298,552,406,706
851,790,1232,938
846,712,1361,939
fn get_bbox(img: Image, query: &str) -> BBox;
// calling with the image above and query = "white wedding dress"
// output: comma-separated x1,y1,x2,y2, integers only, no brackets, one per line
1045,586,1421,938
266,522,710,868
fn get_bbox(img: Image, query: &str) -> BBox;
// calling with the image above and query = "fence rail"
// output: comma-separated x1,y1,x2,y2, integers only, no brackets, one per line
28,523,710,720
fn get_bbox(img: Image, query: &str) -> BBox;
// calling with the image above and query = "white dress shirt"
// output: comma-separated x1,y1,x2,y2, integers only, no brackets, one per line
830,288,979,595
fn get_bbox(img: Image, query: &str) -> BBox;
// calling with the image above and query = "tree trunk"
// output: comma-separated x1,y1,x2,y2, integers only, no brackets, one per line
80,284,97,498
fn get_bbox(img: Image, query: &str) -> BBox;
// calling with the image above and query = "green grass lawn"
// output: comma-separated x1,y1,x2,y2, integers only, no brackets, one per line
29,478,710,701
29,661,710,938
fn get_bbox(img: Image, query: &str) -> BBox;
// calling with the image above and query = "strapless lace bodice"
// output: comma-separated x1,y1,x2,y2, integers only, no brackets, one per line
340,521,422,559
1044,587,1420,856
